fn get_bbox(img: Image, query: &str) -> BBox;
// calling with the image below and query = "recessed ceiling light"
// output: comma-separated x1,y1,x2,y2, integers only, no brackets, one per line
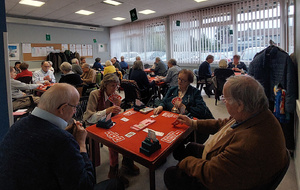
139,9,156,15
194,0,207,2
113,17,126,21
103,0,122,6
75,10,95,15
19,0,45,7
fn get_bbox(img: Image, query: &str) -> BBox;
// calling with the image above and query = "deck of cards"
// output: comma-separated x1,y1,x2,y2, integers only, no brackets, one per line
161,130,183,143
104,130,125,143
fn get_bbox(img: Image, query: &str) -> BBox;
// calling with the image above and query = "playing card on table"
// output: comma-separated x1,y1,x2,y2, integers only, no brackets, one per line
125,132,136,138
172,119,181,126
120,117,129,122
123,110,137,116
112,136,125,143
150,114,158,118
107,132,119,139
161,131,182,143
162,112,177,118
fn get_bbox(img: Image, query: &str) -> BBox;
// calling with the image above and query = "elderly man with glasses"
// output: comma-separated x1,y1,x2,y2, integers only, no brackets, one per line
164,75,288,190
0,83,95,189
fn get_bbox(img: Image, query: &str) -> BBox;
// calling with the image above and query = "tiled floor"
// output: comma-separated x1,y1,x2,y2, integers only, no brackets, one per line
93,86,298,189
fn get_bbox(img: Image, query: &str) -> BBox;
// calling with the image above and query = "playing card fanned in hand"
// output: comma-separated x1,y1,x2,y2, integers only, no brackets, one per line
171,97,182,105
108,94,122,104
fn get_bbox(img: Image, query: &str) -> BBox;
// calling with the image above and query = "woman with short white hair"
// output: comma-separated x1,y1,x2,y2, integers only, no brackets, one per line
59,62,82,86
103,60,116,75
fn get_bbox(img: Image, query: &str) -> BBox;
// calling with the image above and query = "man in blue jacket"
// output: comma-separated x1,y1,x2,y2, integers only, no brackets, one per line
198,55,214,97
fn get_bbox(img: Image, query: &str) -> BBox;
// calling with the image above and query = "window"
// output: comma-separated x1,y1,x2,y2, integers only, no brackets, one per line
110,18,167,64
110,0,292,65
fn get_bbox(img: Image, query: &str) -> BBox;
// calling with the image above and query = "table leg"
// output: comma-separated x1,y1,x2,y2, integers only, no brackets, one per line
88,138,101,167
149,168,156,190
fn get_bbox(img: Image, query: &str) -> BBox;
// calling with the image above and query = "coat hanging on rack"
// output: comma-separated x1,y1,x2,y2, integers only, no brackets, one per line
248,45,297,114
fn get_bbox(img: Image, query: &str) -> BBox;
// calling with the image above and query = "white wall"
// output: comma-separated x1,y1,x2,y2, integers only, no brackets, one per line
294,0,300,188
7,23,110,69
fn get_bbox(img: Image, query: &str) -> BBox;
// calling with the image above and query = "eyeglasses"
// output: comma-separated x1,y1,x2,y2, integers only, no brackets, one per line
220,95,231,103
178,78,188,83
57,103,78,110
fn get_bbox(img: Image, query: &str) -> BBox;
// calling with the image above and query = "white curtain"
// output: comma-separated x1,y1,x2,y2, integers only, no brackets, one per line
110,17,167,64
110,0,293,65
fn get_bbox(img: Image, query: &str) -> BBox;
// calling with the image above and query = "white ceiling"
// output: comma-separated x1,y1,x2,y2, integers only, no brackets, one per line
5,0,236,27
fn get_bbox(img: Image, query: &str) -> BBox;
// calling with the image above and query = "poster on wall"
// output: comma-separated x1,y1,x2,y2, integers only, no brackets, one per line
8,44,20,61
22,43,31,53
98,43,107,52
87,44,93,56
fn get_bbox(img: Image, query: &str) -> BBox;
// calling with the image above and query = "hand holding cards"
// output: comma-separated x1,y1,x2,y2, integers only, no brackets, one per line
172,97,182,106
108,93,122,105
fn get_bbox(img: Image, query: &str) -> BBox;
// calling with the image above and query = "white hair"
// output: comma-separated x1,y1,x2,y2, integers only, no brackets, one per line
71,58,79,64
105,60,113,66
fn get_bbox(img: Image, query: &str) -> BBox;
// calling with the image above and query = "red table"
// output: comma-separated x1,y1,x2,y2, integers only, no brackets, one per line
86,110,193,190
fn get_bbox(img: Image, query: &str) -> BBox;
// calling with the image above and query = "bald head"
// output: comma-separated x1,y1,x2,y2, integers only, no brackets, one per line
38,83,79,119
111,58,116,64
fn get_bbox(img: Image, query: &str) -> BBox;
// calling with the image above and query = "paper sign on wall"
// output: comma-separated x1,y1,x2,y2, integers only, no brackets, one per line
98,43,107,52
22,43,31,53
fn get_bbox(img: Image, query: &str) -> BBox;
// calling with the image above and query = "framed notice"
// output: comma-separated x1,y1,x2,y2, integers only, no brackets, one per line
8,44,20,60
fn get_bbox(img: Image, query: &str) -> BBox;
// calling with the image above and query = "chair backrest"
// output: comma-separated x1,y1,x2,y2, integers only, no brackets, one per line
96,72,102,85
120,79,141,103
73,96,89,121
254,149,290,190
17,76,32,84
76,86,83,97
214,69,234,94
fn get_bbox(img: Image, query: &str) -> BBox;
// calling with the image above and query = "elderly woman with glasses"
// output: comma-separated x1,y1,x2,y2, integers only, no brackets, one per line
83,73,139,187
153,69,213,120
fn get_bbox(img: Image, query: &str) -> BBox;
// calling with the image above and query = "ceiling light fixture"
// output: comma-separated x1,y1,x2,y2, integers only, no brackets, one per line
19,0,45,7
194,0,207,2
139,9,156,15
113,17,126,21
75,10,95,15
103,0,122,6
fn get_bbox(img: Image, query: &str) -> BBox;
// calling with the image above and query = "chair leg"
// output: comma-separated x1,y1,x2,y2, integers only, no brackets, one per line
199,84,204,93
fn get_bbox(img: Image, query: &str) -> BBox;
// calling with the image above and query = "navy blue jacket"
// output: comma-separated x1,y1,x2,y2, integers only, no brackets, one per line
92,62,104,70
198,61,212,79
0,115,95,190
119,61,128,70
249,46,297,113
160,86,214,119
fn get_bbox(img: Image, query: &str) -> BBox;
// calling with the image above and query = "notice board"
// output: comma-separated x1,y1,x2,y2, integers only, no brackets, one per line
22,43,93,61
